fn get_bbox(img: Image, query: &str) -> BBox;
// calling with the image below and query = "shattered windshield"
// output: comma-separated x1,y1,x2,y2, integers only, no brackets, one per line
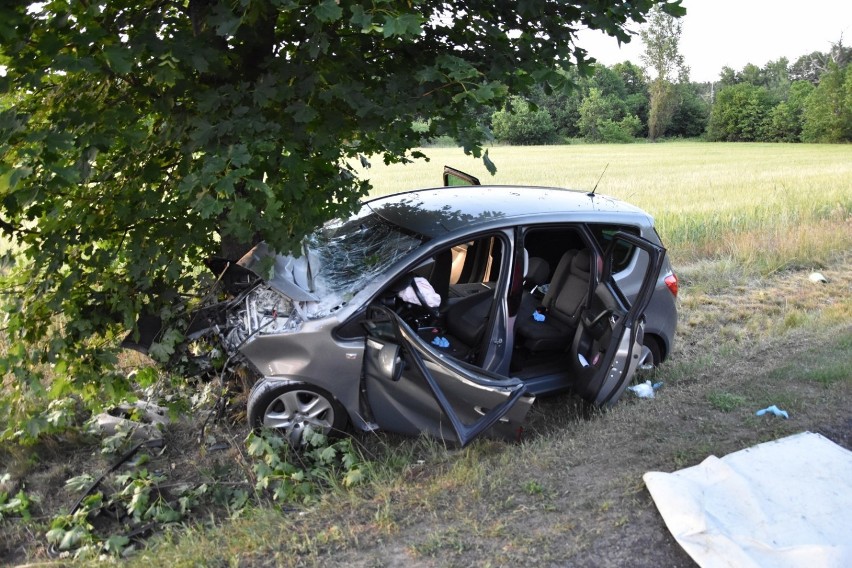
307,209,425,302
247,208,426,318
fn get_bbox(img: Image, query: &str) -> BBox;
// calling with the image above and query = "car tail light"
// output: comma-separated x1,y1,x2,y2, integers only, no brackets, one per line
664,273,679,297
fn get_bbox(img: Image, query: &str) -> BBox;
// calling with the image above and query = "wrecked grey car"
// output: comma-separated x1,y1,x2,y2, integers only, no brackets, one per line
133,169,678,447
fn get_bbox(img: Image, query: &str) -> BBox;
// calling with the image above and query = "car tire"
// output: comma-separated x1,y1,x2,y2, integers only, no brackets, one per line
638,336,662,371
247,380,348,446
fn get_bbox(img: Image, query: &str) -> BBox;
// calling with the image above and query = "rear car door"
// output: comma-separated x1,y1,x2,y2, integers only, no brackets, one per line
442,166,481,186
362,306,534,447
569,231,665,406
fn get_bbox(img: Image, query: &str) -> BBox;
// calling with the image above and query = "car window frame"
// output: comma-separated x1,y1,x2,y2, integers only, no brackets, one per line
587,223,642,274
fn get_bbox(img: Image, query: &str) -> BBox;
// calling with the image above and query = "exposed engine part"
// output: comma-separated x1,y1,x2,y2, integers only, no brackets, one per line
220,285,303,354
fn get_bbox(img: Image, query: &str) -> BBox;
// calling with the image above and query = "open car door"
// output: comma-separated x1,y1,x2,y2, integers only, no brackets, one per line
569,231,666,406
443,166,481,186
362,306,534,447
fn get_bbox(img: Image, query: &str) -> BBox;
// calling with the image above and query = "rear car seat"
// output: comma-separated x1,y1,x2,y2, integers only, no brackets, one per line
515,249,591,352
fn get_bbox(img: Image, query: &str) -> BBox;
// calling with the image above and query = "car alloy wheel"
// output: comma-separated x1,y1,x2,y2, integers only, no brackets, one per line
247,380,347,446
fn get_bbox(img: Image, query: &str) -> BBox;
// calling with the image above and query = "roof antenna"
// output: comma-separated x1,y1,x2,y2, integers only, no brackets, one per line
588,163,609,197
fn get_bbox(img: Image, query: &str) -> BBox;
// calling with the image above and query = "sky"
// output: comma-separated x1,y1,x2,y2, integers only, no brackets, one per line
576,0,852,83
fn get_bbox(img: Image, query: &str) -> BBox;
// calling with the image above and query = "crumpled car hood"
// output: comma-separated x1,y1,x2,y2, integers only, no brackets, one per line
237,243,320,303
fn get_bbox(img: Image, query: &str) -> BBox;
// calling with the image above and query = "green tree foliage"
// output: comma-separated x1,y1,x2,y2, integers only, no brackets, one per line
802,63,852,142
715,58,789,102
788,80,818,115
718,66,738,88
491,29,851,146
639,5,689,140
597,115,643,143
763,58,792,101
496,61,661,143
667,84,710,138
791,51,830,84
765,81,814,142
0,1,685,437
554,64,643,142
491,97,557,145
646,80,679,139
707,83,775,141
737,63,765,87
589,65,628,100
766,102,799,142
706,52,852,143
532,80,585,139
613,61,650,136
577,87,627,141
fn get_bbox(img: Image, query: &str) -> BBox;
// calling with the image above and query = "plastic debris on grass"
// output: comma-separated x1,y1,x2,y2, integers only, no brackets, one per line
756,405,789,419
628,380,663,399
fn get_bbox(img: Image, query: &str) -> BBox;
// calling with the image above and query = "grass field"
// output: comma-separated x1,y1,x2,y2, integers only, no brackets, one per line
359,142,852,274
2,142,851,566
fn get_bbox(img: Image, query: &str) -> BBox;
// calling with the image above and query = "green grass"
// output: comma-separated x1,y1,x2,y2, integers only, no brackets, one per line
707,391,749,412
768,330,852,387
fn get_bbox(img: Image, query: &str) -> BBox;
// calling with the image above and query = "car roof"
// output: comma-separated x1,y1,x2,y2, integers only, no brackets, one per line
365,185,650,238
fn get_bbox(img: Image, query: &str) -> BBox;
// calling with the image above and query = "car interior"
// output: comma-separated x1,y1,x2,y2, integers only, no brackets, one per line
511,228,606,379
389,234,503,361
378,225,628,382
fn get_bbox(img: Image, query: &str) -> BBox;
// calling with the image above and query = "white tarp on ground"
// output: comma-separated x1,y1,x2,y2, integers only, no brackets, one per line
644,432,852,568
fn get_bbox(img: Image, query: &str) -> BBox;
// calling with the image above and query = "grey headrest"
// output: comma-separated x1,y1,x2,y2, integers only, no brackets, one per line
572,249,591,274
525,257,550,285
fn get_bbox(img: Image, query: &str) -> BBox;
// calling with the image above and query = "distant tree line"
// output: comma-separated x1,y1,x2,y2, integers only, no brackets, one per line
484,40,851,144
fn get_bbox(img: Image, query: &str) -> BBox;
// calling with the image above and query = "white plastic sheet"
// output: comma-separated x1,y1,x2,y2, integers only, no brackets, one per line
644,432,852,568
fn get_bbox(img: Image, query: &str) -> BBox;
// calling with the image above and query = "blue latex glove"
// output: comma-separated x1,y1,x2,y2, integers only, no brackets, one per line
533,311,546,322
755,405,789,419
431,336,450,348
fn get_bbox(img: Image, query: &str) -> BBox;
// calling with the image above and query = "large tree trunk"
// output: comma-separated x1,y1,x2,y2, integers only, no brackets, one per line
219,233,257,261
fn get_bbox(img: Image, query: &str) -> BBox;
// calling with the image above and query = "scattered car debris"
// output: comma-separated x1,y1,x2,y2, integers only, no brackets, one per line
628,380,663,399
95,400,170,442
